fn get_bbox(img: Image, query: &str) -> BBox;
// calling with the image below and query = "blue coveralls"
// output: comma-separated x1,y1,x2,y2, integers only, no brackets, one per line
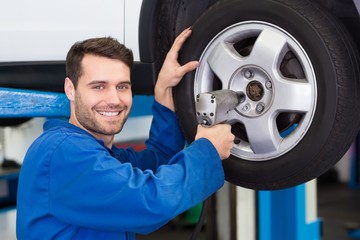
16,101,225,239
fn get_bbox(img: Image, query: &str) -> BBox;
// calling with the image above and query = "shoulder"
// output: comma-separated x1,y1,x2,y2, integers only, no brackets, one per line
33,119,101,154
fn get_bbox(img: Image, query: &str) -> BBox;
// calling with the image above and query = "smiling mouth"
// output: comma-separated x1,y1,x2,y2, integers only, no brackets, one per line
98,111,121,116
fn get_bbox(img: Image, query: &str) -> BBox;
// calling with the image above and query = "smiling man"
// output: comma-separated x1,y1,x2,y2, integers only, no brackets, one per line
65,51,133,148
16,28,235,240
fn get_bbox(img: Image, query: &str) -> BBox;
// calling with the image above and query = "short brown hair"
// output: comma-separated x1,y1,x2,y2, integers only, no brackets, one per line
66,37,133,88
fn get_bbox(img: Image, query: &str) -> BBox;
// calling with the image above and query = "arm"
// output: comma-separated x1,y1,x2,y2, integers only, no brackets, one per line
116,105,235,172
113,100,186,171
49,135,224,234
154,27,235,160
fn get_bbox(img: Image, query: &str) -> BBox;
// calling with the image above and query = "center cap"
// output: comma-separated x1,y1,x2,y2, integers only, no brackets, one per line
247,80,264,101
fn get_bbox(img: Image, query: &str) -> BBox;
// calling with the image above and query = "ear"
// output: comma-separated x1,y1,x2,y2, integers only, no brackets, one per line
64,77,75,101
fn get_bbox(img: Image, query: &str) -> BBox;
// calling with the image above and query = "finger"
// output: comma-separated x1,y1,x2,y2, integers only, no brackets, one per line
166,28,193,60
225,123,232,131
174,27,192,44
231,133,236,141
178,61,199,76
171,27,192,53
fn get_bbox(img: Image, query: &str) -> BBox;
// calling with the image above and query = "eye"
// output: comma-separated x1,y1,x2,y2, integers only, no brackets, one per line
93,84,104,90
117,83,131,90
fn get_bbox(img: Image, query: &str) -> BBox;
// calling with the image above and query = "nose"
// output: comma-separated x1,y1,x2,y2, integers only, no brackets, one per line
106,87,122,105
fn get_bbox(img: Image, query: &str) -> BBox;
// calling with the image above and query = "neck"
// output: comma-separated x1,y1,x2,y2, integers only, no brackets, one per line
69,117,115,149
97,135,114,149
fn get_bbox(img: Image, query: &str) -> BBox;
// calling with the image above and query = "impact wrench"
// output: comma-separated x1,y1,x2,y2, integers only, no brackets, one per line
189,89,245,240
196,89,245,126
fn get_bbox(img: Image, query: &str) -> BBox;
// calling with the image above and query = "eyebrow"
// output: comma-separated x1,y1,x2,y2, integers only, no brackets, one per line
87,80,132,86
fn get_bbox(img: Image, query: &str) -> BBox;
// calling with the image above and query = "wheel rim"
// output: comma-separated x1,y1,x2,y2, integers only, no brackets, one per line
194,21,317,161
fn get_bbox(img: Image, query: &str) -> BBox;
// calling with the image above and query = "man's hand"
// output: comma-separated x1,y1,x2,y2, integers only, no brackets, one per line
195,124,235,160
155,27,199,111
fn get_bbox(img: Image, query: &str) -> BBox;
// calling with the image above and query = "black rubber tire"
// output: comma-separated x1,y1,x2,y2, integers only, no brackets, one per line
173,0,360,190
154,0,218,74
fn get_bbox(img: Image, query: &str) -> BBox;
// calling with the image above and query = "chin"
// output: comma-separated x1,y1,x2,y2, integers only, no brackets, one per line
107,126,123,135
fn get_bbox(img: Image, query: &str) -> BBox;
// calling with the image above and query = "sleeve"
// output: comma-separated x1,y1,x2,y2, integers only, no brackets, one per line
48,135,224,235
113,100,186,172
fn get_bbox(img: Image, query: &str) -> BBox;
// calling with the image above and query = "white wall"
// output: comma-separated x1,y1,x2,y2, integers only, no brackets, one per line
2,118,45,164
334,144,354,182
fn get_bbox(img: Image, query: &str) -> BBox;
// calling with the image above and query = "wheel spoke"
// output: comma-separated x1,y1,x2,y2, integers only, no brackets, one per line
207,41,243,88
243,114,282,154
273,78,313,113
248,29,287,72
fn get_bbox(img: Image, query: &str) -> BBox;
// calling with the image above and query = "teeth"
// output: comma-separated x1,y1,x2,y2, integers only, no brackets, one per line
99,111,120,116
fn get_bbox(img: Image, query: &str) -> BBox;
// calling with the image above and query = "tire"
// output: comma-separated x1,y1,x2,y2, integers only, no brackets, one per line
173,0,360,190
154,0,218,74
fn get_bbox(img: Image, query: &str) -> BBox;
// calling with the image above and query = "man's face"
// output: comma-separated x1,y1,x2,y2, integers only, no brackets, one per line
66,54,132,140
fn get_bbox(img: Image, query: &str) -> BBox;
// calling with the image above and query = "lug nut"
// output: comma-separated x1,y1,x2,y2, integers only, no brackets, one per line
265,81,272,89
244,70,254,79
242,104,250,112
256,103,265,112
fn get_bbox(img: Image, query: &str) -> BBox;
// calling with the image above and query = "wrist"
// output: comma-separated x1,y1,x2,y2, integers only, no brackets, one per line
154,85,174,111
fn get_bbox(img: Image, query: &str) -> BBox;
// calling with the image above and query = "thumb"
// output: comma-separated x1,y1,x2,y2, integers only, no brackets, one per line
179,61,199,76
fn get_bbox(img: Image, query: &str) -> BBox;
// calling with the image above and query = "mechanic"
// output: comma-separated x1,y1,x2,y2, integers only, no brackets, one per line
16,28,235,239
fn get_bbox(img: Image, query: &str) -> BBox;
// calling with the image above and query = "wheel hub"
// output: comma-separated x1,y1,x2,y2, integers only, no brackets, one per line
229,66,274,118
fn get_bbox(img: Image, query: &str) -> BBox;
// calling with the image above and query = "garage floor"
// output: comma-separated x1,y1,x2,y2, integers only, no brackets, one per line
318,181,360,240
137,181,360,240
